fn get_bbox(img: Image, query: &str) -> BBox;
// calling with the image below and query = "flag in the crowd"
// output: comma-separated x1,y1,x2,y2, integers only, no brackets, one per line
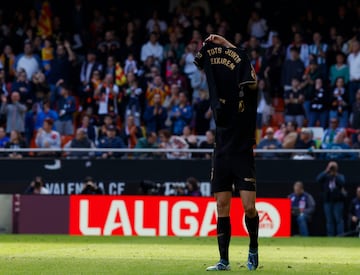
37,1,52,37
115,62,127,86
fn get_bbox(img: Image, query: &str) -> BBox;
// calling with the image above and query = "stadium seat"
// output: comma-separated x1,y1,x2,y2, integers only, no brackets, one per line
270,112,285,127
272,97,284,112
61,135,74,148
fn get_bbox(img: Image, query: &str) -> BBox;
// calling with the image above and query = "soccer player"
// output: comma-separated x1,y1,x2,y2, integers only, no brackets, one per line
194,34,259,271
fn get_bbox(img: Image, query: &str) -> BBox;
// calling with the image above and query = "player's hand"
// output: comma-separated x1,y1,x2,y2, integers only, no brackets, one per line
205,34,225,44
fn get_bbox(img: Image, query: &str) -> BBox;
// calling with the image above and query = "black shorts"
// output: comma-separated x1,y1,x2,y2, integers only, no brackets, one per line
211,149,256,193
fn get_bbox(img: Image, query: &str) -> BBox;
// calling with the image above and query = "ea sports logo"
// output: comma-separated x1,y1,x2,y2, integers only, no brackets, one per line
242,202,281,237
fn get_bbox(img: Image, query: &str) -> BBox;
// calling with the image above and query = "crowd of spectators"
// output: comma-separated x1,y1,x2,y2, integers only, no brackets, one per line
0,0,360,159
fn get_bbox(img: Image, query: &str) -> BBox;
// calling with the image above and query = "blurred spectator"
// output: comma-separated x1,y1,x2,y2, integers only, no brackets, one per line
31,71,50,106
35,118,61,157
350,89,360,138
183,176,202,197
79,49,103,95
189,66,208,104
188,28,203,51
124,53,138,75
282,121,299,149
0,68,9,104
198,129,215,159
41,37,54,76
80,176,104,195
97,30,121,59
247,9,268,42
295,128,316,149
145,74,170,107
327,32,350,65
140,31,164,68
273,122,287,143
55,84,76,136
48,41,76,106
284,78,305,127
14,40,42,81
329,51,349,87
163,83,180,128
145,10,168,35
158,128,190,159
347,39,360,105
256,126,282,159
166,63,188,93
348,185,360,234
321,117,343,149
308,32,329,79
316,161,347,236
169,91,193,135
4,130,27,159
256,78,272,130
35,100,58,131
101,54,116,78
167,134,191,159
24,176,49,195
307,77,329,128
281,46,305,92
120,114,143,149
179,41,198,81
0,91,27,135
124,74,142,124
163,31,185,62
285,32,309,67
324,130,358,160
24,102,38,146
245,35,264,56
181,125,198,149
301,59,322,121
11,69,32,104
134,131,159,159
250,48,266,80
77,114,97,144
288,181,316,236
0,45,16,83
79,69,102,112
193,89,211,135
93,73,119,121
293,127,316,160
64,128,95,159
138,59,159,89
329,77,350,128
97,124,125,158
97,114,118,141
0,126,9,148
143,93,168,134
263,32,286,97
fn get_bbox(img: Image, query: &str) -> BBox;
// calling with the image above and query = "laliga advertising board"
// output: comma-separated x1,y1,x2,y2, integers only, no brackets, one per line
69,196,291,237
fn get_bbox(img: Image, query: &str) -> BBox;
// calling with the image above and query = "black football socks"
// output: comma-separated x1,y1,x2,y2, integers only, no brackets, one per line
245,213,259,253
217,216,231,263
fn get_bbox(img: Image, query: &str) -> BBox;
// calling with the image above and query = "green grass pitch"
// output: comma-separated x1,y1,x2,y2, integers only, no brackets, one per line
0,235,359,274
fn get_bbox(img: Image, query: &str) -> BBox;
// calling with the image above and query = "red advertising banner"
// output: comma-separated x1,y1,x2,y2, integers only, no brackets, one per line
69,196,291,237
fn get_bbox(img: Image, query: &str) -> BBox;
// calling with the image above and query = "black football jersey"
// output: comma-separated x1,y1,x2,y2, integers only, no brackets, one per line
194,42,258,153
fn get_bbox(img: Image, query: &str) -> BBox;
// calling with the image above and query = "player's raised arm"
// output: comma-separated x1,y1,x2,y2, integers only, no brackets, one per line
205,34,236,48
